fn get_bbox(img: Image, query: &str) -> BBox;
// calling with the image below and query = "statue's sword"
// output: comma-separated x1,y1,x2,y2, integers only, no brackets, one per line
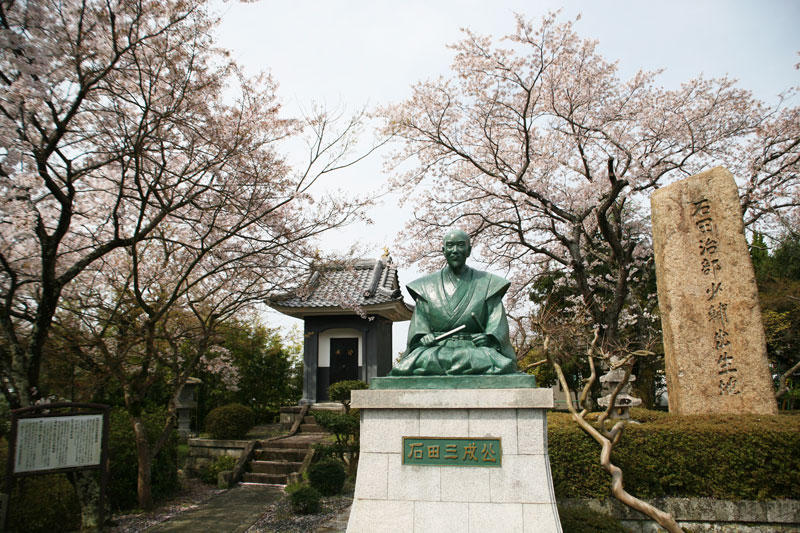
433,324,467,342
433,313,485,342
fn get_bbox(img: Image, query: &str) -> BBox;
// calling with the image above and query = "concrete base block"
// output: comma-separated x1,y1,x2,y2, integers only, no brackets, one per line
347,388,561,532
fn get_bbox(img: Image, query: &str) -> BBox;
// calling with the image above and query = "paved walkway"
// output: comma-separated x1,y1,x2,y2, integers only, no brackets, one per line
147,485,283,533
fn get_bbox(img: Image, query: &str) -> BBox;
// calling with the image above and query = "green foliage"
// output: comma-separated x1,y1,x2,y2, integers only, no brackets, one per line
204,403,255,439
0,439,81,532
548,410,800,500
313,409,359,440
558,504,626,533
750,232,770,274
0,396,10,439
197,321,303,424
308,458,346,496
312,441,352,462
328,380,368,411
287,483,321,514
751,231,800,407
108,407,180,510
199,454,238,485
312,409,360,476
7,474,82,532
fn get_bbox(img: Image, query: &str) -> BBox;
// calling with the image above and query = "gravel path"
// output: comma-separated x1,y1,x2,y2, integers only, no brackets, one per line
108,478,225,532
246,493,352,533
106,477,352,533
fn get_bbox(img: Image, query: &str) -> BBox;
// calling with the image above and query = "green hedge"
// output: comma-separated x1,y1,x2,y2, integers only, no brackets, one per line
558,504,625,533
549,409,800,501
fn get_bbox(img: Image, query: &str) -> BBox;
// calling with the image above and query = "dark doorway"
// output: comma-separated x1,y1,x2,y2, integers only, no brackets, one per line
330,337,359,385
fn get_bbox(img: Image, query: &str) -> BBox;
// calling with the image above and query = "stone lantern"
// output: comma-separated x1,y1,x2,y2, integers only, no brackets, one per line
597,367,642,419
175,377,202,438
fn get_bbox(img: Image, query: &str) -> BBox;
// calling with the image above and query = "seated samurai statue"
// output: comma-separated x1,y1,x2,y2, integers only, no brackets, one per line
390,229,517,376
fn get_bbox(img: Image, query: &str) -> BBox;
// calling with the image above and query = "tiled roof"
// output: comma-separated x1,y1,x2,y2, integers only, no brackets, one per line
267,256,412,320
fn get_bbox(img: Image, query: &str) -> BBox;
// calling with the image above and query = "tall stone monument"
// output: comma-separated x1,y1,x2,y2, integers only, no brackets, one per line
651,167,777,415
347,229,561,532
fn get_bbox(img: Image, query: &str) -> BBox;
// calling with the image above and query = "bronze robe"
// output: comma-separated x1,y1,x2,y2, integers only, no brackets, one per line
390,266,517,375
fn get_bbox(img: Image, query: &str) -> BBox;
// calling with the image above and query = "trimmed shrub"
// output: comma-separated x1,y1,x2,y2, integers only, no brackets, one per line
558,504,625,533
548,409,800,501
108,407,180,510
200,454,238,485
288,484,321,514
204,403,255,440
308,458,346,496
328,380,368,409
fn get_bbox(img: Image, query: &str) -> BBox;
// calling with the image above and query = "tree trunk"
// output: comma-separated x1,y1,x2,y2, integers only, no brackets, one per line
132,417,154,510
68,470,102,531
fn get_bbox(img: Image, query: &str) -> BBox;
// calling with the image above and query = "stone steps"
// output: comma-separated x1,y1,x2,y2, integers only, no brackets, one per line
264,438,311,449
242,422,331,486
242,472,288,485
253,447,307,462
299,423,325,433
250,460,303,475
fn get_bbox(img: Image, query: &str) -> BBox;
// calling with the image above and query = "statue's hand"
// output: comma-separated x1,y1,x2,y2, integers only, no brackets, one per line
471,333,491,347
421,333,436,346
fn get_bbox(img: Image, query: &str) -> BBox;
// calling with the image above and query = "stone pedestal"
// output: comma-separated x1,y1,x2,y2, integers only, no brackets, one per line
347,386,561,532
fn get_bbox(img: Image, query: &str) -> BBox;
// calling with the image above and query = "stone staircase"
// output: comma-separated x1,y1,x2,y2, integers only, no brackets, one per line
242,415,328,485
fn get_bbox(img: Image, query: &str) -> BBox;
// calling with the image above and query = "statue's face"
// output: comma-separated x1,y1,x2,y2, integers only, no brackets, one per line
442,231,471,271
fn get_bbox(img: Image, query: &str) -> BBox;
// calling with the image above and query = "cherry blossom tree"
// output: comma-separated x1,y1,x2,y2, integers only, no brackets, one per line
0,0,227,408
0,0,373,406
383,13,797,527
50,105,368,508
383,12,798,354
0,0,376,514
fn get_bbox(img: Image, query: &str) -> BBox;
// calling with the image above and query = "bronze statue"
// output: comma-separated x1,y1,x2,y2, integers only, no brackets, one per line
390,229,517,375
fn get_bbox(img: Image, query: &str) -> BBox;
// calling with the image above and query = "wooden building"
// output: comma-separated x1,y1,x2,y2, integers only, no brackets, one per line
267,255,412,403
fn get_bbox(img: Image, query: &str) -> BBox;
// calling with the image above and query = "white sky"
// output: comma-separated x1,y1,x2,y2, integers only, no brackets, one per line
212,0,800,353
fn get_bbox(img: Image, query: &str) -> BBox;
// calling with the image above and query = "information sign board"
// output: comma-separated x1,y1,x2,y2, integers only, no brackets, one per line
14,414,103,473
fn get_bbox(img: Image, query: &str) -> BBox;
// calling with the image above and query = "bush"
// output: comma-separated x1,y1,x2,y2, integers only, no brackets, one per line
0,439,81,532
558,504,625,533
308,459,346,496
200,454,238,485
204,403,255,440
7,474,82,532
108,407,180,510
328,380,368,409
0,396,10,439
312,409,360,475
287,483,321,514
548,409,800,501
